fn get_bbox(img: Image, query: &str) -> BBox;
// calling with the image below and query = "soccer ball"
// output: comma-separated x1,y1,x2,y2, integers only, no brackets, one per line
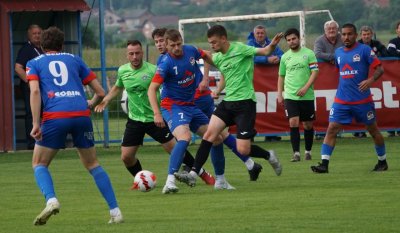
133,170,156,192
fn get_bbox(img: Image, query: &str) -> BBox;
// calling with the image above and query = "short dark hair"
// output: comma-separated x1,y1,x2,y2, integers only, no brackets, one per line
151,28,167,39
342,23,357,33
396,21,400,30
207,25,227,38
284,28,300,39
40,26,64,51
126,40,142,47
165,29,182,42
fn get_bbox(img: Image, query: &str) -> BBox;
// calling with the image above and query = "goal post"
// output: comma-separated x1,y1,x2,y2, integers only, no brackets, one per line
178,10,333,47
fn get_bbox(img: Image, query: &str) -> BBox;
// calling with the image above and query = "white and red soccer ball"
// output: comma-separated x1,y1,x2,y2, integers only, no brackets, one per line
133,170,157,192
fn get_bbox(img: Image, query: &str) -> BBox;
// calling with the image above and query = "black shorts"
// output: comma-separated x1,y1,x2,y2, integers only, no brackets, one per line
284,99,316,121
213,99,257,139
121,118,174,147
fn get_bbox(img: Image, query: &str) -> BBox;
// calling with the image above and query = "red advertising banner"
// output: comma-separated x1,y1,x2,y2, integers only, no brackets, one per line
252,59,400,135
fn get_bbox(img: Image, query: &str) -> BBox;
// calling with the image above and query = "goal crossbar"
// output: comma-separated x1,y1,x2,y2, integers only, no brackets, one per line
179,10,333,46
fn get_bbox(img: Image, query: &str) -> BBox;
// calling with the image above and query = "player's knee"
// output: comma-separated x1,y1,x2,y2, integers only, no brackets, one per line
203,130,218,142
121,152,135,165
237,145,250,156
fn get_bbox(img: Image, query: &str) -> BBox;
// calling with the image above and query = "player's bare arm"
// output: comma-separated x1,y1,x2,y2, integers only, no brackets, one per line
277,75,285,104
29,80,42,141
256,32,284,56
148,82,165,128
358,65,384,92
87,78,105,108
211,74,226,99
94,85,124,112
297,70,318,97
199,58,210,92
201,50,215,67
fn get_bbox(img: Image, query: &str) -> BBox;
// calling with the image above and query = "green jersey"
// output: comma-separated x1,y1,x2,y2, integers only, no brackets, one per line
116,61,158,122
279,47,318,100
212,42,257,102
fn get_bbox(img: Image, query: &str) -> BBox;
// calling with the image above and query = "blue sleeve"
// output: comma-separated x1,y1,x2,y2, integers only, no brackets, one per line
76,56,92,81
247,39,255,47
254,55,268,64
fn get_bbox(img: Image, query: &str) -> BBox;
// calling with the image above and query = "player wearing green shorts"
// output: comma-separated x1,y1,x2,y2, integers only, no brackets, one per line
277,28,319,162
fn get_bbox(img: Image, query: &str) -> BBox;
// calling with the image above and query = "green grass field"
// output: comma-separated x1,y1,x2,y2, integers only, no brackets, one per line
1,137,399,233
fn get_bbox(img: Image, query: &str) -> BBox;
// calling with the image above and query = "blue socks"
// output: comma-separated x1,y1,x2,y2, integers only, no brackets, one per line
375,144,386,157
321,143,334,157
168,140,189,174
223,134,249,162
210,143,225,175
34,165,56,202
90,166,118,209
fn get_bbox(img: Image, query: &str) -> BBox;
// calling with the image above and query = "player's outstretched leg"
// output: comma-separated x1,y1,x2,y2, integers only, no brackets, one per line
250,145,282,176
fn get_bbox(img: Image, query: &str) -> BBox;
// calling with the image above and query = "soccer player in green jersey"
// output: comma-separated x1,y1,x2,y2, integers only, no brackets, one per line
174,25,283,187
277,28,319,162
95,40,214,189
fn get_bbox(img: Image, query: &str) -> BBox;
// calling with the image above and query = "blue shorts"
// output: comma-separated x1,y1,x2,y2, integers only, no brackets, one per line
329,102,376,125
36,117,95,149
161,105,209,133
195,94,215,118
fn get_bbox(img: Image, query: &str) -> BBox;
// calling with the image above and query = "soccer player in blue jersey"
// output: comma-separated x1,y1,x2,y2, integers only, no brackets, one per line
148,29,238,193
311,23,388,173
152,28,267,182
27,27,123,225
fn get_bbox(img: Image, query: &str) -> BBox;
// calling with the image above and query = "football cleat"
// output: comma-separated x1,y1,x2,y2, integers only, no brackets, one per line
199,170,215,185
33,201,60,225
130,181,139,190
162,182,179,194
291,152,301,162
372,160,388,172
311,163,329,173
174,172,197,187
304,151,312,160
268,150,282,176
248,162,263,181
108,212,124,224
214,179,236,190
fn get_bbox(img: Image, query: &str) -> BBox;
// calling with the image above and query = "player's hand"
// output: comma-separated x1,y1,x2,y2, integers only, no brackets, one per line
198,79,209,92
358,78,374,92
268,56,279,64
271,32,284,45
94,100,108,112
211,90,219,99
30,124,42,141
277,94,284,105
296,87,308,97
154,113,165,128
87,99,94,109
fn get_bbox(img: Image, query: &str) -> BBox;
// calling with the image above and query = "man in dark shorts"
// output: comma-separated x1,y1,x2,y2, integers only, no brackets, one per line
277,28,319,162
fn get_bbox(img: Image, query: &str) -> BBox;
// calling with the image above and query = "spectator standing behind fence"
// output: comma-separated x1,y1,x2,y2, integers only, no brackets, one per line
387,21,400,57
247,25,284,142
358,25,389,57
277,28,319,162
15,24,44,150
314,20,345,139
359,25,398,137
386,21,400,137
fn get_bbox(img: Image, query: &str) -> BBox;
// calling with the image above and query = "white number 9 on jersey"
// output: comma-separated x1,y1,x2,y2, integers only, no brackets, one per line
49,61,68,86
